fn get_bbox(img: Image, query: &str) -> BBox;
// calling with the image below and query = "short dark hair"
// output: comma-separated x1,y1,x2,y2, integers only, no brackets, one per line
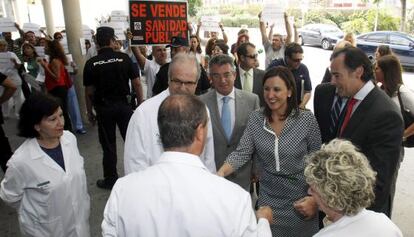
331,47,373,82
158,94,207,149
236,42,255,59
263,66,298,122
214,39,229,55
208,54,235,71
284,42,304,58
18,92,61,138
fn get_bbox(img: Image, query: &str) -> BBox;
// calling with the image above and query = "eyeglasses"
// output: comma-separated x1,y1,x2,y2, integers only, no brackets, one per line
210,72,234,80
170,78,197,86
245,54,258,59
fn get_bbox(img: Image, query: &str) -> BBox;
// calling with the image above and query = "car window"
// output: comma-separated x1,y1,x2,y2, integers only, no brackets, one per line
389,35,412,46
365,33,387,43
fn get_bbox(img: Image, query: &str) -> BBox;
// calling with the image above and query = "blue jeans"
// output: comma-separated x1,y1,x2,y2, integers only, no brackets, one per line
67,83,84,130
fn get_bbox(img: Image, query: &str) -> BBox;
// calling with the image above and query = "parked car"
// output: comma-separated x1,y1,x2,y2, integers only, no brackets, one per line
298,24,344,50
356,31,414,69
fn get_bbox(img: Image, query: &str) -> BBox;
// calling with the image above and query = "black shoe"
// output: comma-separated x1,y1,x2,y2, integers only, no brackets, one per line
96,179,116,190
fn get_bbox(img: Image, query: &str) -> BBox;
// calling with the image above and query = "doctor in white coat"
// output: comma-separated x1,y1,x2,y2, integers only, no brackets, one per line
0,93,90,237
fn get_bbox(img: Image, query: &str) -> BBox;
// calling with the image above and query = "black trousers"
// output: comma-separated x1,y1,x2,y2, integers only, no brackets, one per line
95,100,133,181
0,124,13,172
49,86,72,132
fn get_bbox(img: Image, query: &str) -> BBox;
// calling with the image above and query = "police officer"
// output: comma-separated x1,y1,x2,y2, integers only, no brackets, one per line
83,26,143,189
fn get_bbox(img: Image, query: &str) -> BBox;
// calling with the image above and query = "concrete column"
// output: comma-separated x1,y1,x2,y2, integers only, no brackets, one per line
41,0,54,36
61,0,87,123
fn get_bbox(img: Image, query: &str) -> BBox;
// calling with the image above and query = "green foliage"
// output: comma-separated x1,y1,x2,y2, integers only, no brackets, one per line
188,0,203,17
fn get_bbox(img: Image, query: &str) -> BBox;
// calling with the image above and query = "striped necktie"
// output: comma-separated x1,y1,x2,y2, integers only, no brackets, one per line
329,96,342,134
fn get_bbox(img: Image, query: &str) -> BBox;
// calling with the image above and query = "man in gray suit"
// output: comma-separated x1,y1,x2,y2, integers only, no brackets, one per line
200,55,260,191
234,42,265,106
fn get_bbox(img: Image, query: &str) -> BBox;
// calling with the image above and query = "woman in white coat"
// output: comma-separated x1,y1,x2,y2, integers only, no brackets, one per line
0,93,90,237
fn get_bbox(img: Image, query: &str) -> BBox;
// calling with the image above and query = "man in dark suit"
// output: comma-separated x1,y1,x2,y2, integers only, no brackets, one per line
200,54,260,191
330,47,404,217
234,42,265,106
314,83,347,144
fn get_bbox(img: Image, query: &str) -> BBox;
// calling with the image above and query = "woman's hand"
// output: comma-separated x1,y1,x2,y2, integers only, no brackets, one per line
256,206,273,224
293,196,318,220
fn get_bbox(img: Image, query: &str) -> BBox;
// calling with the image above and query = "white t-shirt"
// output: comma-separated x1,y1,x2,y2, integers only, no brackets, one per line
263,41,285,68
143,58,161,98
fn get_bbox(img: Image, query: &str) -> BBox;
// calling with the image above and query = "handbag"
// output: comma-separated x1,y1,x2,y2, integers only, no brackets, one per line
397,86,414,147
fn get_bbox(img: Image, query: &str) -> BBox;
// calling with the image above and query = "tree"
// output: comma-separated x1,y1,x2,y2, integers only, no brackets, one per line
400,0,406,31
188,0,202,17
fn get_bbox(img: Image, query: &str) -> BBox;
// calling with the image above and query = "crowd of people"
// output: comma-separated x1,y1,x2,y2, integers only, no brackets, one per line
0,12,410,237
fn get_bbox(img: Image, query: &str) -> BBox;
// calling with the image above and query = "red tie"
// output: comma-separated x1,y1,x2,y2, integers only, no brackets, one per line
340,98,358,136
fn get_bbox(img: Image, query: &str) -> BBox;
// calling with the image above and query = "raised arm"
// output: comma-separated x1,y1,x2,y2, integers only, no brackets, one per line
219,22,228,44
131,46,147,70
284,13,293,44
259,12,270,45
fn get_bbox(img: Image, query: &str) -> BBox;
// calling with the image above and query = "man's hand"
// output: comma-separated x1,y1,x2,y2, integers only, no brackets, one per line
293,196,318,220
256,206,273,224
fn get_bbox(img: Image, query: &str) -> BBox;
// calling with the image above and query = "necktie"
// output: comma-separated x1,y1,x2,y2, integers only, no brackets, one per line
329,96,342,134
243,71,252,92
340,98,358,136
221,96,232,141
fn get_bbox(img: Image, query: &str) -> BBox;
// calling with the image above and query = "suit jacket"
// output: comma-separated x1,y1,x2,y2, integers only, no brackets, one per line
200,88,260,191
234,68,265,106
339,86,404,217
314,83,338,143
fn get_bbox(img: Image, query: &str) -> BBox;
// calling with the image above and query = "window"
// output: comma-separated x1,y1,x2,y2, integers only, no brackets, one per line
389,35,412,46
365,33,387,43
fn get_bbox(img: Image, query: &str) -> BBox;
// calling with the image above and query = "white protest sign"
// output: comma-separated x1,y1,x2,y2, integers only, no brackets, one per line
111,10,129,29
0,52,12,69
82,25,93,40
261,2,290,35
22,23,41,37
59,36,70,54
80,38,87,55
34,46,45,57
100,22,126,40
200,16,221,32
0,18,17,32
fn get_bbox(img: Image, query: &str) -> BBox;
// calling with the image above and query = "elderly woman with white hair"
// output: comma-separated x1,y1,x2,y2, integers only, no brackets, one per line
304,139,402,237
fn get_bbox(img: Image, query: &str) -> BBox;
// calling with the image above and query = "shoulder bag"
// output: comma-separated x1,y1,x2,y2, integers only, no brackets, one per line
397,86,414,147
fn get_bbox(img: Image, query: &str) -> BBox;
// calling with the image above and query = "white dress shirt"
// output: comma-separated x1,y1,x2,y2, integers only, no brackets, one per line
352,80,375,114
216,88,236,133
123,89,216,174
103,151,271,237
314,209,402,237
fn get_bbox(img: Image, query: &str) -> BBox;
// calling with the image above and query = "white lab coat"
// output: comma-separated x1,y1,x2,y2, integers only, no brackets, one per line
0,131,90,237
123,89,216,174
103,151,271,237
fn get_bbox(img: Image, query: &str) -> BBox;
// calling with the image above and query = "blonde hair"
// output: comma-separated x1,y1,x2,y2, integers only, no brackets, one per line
304,139,376,215
343,32,356,46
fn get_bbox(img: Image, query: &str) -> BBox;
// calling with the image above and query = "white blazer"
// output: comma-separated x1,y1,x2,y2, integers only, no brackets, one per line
0,131,90,237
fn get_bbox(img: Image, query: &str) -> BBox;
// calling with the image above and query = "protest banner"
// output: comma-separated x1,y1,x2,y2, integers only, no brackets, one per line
110,10,129,30
0,18,17,32
82,25,93,40
129,0,188,45
22,23,41,36
34,46,45,57
261,1,290,36
200,15,220,32
0,52,13,72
